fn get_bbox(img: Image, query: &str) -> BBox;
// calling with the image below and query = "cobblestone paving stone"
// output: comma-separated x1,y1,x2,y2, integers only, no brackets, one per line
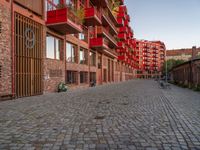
0,80,200,150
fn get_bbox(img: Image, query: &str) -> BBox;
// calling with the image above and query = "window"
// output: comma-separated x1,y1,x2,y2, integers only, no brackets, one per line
80,71,88,84
79,48,88,64
90,72,96,82
66,42,76,63
46,35,61,60
90,51,96,66
79,27,88,42
66,70,78,84
79,33,85,40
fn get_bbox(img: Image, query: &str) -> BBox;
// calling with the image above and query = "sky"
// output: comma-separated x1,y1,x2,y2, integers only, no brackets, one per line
125,0,200,50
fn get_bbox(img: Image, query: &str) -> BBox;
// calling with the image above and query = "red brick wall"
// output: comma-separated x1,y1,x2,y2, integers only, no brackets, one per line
171,59,200,86
0,1,12,95
44,59,65,93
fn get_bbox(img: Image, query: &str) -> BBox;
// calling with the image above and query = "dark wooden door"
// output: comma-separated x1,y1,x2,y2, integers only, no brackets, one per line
15,13,43,97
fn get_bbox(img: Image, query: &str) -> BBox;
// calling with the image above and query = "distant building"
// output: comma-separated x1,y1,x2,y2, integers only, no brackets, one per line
135,40,166,78
166,48,200,61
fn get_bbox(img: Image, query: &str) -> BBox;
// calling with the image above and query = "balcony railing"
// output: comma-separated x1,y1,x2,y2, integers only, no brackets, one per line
117,18,124,26
118,33,126,40
116,48,126,53
46,2,82,34
117,41,125,48
119,26,127,33
118,55,126,61
119,5,127,13
90,37,109,49
84,7,102,26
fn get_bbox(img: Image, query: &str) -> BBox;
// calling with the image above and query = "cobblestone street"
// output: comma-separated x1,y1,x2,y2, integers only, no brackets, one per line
0,80,200,150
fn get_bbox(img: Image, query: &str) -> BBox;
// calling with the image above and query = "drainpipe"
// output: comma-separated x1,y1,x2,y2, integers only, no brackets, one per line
11,0,15,98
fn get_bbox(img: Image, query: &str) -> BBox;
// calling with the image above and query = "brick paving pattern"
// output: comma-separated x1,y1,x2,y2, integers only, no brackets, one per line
0,80,200,150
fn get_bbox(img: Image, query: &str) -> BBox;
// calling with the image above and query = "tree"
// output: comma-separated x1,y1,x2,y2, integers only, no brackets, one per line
162,59,185,74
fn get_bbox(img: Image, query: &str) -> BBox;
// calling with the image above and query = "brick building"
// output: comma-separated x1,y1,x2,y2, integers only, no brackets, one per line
166,47,200,61
170,58,200,88
135,40,166,78
0,0,166,99
0,0,138,99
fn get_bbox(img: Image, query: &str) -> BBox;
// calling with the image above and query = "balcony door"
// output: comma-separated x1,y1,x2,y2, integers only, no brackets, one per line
15,13,43,97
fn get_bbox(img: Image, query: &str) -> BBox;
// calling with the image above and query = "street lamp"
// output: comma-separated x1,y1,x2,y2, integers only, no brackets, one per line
165,48,167,83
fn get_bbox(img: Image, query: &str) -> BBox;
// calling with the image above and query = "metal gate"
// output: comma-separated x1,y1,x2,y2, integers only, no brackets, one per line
15,13,43,97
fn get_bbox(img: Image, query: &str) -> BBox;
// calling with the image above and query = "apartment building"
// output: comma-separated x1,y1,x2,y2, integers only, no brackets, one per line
135,40,166,78
0,0,138,99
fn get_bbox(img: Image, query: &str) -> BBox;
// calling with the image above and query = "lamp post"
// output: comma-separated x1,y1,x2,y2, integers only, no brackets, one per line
165,49,167,83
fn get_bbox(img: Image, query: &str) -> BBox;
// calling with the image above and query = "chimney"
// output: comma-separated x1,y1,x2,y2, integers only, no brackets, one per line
192,46,197,59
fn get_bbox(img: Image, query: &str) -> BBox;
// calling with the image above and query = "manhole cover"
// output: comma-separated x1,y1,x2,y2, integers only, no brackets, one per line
94,116,105,120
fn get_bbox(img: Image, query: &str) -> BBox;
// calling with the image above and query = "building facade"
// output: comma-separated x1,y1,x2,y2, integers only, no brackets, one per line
166,47,200,61
0,0,140,99
135,40,166,78
170,58,200,88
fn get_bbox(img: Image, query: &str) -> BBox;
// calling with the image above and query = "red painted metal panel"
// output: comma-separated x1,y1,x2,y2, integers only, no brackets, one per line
118,55,125,61
90,38,103,47
85,7,95,17
118,33,126,40
46,8,67,24
117,18,124,26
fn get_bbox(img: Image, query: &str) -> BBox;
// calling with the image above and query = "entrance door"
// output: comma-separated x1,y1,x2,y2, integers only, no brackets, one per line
97,54,102,84
15,13,43,97
108,59,111,82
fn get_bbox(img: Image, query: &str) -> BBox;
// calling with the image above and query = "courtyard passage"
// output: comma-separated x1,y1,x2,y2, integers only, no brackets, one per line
0,80,200,150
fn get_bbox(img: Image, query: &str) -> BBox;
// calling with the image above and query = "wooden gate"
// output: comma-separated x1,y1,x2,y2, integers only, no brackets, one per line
15,13,43,98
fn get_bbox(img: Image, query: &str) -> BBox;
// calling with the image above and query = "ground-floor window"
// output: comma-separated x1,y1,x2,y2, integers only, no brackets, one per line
90,51,96,66
80,71,88,84
90,72,96,82
66,70,78,84
79,48,88,65
46,34,62,60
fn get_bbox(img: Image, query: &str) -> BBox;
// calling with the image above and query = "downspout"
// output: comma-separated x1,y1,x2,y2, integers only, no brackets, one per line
11,0,15,98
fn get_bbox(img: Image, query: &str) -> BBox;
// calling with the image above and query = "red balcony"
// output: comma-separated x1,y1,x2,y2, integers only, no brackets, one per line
125,39,130,45
119,6,127,13
84,7,102,26
116,48,126,53
124,19,129,26
90,38,108,50
117,18,124,26
117,12,126,19
119,26,127,33
153,54,159,58
117,41,125,48
118,55,125,61
118,33,126,40
46,8,82,35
